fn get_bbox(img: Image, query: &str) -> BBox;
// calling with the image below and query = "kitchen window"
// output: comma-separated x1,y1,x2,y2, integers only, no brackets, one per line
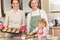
49,0,60,12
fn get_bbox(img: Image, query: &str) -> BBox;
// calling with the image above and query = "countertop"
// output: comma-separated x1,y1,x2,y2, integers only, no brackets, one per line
49,25,60,29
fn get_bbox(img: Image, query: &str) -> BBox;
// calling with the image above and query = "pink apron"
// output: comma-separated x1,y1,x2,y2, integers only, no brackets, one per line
36,28,43,36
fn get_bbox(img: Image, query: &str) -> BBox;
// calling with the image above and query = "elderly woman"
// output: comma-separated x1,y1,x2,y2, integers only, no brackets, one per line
4,0,25,37
27,0,49,35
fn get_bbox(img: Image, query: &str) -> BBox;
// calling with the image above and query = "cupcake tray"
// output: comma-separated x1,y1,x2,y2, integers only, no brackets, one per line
1,27,20,34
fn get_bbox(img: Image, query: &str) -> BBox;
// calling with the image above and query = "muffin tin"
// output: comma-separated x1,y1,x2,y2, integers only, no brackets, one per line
1,27,20,34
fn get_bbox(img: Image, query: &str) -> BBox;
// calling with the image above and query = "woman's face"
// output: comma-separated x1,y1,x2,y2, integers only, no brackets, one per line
12,0,19,10
31,0,38,10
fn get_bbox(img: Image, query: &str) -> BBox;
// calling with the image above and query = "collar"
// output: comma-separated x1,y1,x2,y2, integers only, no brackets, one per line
32,8,39,13
11,9,19,14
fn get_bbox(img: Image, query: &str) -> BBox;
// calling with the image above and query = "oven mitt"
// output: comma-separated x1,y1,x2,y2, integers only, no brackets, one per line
20,26,26,32
0,23,4,29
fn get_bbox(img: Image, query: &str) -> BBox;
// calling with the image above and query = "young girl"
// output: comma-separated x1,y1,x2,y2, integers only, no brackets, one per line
30,18,48,36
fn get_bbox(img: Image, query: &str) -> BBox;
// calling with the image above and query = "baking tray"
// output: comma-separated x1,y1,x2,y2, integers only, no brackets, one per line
1,27,20,34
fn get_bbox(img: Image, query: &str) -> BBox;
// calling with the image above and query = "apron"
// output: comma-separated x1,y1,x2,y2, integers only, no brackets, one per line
36,28,43,36
30,15,41,32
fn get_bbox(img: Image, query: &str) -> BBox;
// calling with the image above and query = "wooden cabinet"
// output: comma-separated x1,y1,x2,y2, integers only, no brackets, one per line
49,26,60,40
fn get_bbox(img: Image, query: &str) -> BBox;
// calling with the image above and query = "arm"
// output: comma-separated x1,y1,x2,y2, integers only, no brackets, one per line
4,13,9,27
21,12,25,26
26,13,31,34
30,27,38,35
43,27,49,36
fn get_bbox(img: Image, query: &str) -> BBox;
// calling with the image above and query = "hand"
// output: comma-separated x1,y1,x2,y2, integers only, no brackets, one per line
29,32,33,36
20,26,26,32
0,23,4,29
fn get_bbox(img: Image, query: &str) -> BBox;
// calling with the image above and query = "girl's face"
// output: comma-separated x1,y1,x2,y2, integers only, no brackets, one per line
31,0,38,10
38,22,45,28
12,0,19,10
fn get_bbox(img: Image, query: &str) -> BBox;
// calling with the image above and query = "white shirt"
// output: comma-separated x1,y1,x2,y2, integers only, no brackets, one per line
31,9,40,16
27,8,49,34
4,9,25,29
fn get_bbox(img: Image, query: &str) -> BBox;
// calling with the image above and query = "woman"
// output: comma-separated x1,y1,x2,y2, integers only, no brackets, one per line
27,0,49,34
5,0,25,29
4,0,25,37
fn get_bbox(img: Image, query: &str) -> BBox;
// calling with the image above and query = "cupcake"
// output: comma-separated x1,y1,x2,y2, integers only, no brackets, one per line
11,28,16,33
2,27,8,32
7,28,11,32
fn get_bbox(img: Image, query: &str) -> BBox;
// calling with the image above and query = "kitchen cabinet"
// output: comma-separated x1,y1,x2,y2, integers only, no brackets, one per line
49,26,60,40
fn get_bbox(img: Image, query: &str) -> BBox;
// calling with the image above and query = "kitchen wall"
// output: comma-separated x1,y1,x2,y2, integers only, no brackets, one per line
23,0,31,12
0,0,2,17
42,0,60,14
41,0,60,27
41,0,49,14
3,0,11,14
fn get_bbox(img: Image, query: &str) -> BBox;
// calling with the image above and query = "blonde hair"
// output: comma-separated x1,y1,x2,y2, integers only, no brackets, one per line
37,18,47,27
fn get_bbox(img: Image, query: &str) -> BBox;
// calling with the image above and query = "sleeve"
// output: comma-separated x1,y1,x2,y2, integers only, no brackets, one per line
26,13,31,34
43,27,48,36
31,27,38,33
30,27,38,35
21,12,25,26
4,13,9,27
40,10,49,30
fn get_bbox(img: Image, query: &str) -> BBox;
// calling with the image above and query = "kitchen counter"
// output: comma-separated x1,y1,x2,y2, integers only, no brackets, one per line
0,37,52,40
0,37,12,40
0,25,60,40
50,25,60,29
